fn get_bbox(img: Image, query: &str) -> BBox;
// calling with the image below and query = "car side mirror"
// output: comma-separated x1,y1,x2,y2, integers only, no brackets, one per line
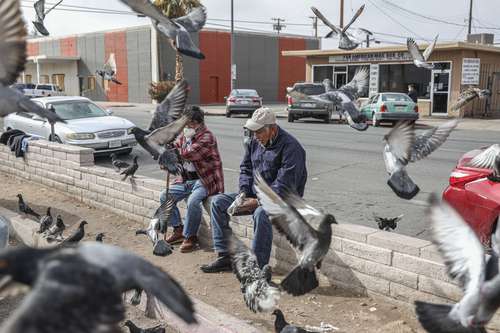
105,109,113,116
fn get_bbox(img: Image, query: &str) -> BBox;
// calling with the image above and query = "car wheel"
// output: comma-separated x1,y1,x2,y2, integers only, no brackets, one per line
225,109,231,118
247,112,252,118
117,148,132,156
324,110,332,124
288,113,294,123
372,113,379,127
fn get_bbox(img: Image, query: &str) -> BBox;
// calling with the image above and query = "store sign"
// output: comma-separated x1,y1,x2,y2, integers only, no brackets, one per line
461,58,480,85
369,64,379,96
329,51,412,63
231,64,237,80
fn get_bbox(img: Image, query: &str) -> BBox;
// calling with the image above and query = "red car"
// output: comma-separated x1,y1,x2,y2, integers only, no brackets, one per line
443,145,500,246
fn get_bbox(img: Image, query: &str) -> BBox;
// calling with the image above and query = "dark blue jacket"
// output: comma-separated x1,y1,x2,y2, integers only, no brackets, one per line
239,126,307,198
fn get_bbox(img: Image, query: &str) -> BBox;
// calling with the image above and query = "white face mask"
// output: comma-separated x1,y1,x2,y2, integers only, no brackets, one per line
183,127,196,139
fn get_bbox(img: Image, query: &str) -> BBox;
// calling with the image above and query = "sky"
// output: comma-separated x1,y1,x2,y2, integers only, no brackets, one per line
21,0,500,49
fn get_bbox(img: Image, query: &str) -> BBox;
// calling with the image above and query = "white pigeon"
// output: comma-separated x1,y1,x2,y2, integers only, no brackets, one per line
407,35,439,69
467,144,500,170
451,88,491,111
96,53,121,85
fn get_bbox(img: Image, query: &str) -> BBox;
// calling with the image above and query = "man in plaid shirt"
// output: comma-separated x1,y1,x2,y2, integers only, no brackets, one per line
160,106,224,252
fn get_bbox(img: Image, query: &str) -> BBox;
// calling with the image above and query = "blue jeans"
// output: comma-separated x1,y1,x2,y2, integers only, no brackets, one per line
210,193,273,268
159,180,208,238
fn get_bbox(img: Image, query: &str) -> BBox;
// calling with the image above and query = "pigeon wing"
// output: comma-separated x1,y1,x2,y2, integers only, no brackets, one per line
310,7,342,35
409,119,458,162
407,38,425,63
119,0,177,38
385,121,415,164
0,0,27,86
33,0,46,21
16,94,65,124
467,144,500,169
342,4,365,33
451,88,479,110
149,80,188,131
173,6,207,32
422,34,439,61
152,195,175,229
145,115,189,150
254,173,319,252
104,54,117,74
341,102,369,131
229,234,261,285
0,216,8,249
338,67,369,98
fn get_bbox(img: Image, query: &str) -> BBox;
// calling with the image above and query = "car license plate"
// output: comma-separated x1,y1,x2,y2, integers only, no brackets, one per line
302,103,315,108
109,140,121,148
239,100,250,105
396,106,406,112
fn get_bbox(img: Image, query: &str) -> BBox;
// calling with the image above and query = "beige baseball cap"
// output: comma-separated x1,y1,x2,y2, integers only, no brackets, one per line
244,107,276,132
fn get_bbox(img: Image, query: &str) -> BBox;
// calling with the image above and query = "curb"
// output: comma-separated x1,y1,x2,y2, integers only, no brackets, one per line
0,206,262,333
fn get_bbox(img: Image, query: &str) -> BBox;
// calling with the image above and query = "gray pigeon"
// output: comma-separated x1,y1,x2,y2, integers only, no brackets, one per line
119,1,206,59
38,207,53,234
383,120,458,200
254,173,336,296
45,215,65,242
131,80,189,160
61,220,87,244
0,0,64,124
32,0,63,36
272,309,313,333
373,213,404,231
229,234,280,313
96,53,122,85
95,233,105,242
124,320,165,333
451,87,491,111
407,36,439,70
414,194,494,333
121,156,139,181
110,153,130,172
0,216,8,249
288,68,369,131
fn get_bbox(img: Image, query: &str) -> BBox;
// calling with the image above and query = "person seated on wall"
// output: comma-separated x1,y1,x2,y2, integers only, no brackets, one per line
200,107,308,273
160,106,224,253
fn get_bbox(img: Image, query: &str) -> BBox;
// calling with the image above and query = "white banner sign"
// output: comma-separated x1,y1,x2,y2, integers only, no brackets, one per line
369,64,379,96
461,58,480,85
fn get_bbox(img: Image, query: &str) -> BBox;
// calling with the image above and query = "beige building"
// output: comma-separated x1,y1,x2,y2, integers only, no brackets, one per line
283,42,500,118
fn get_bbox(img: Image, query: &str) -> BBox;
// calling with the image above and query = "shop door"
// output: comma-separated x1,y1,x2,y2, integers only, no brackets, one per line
209,76,219,103
431,70,450,115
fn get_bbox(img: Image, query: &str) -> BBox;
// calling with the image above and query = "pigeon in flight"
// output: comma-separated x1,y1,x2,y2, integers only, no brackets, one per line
254,173,336,296
466,144,500,170
373,213,404,231
121,156,139,181
229,234,280,313
124,320,165,333
383,120,458,200
119,1,206,59
158,147,183,175
288,68,369,131
37,207,53,234
451,87,491,111
0,216,8,249
414,194,497,333
0,0,64,124
96,53,122,85
95,233,105,242
311,5,370,50
272,309,314,333
136,198,175,256
32,0,63,36
61,220,87,244
45,215,65,242
110,153,130,172
130,80,190,160
407,35,439,69
17,194,40,219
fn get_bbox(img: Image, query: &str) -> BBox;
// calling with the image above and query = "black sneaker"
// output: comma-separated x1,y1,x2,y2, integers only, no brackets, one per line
200,255,232,273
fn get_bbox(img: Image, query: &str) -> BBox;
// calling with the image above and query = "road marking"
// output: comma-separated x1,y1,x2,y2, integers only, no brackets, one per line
409,199,428,206
223,167,239,172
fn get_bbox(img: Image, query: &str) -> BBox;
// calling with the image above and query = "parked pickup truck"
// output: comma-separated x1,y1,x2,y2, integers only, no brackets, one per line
26,84,65,98
286,82,335,123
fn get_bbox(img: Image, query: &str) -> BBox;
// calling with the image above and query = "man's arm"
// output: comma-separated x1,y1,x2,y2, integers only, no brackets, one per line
271,142,306,197
238,145,253,196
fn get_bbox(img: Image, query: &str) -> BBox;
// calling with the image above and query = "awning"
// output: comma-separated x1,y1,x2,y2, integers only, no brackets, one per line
27,55,81,63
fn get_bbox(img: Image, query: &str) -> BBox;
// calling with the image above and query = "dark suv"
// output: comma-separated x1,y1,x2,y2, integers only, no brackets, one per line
286,83,335,123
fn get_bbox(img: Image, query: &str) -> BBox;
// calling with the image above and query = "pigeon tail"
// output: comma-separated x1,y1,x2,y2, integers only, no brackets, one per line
387,169,420,200
414,301,486,333
27,209,41,219
153,240,173,257
32,21,49,36
111,78,122,85
281,265,319,296
130,289,142,306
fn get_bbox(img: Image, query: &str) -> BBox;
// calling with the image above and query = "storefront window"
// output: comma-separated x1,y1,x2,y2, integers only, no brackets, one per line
379,64,431,98
313,66,333,82
51,74,65,92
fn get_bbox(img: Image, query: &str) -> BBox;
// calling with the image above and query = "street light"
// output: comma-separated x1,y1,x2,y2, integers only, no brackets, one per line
230,0,236,90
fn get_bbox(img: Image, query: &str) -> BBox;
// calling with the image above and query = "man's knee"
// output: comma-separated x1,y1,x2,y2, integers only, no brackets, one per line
253,207,270,224
211,194,230,211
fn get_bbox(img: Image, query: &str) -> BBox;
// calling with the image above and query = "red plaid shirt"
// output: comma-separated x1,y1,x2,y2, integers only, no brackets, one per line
174,125,224,196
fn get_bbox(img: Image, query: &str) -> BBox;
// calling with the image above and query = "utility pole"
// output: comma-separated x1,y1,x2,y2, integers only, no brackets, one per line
468,0,473,34
366,34,370,48
271,18,286,35
340,0,344,28
309,16,318,38
230,0,236,90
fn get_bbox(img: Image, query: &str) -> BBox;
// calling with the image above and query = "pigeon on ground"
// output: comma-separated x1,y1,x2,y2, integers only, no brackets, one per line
373,214,404,231
110,153,130,172
121,156,139,181
130,80,189,160
466,144,500,170
61,220,87,244
37,207,53,234
288,68,369,131
0,216,8,249
119,1,206,59
407,35,439,69
17,194,40,219
32,0,63,36
254,173,336,296
229,234,280,313
45,215,65,242
272,309,313,333
414,194,495,333
383,120,458,200
311,5,371,50
95,233,105,242
0,0,64,124
451,87,491,111
96,53,122,85
124,320,165,333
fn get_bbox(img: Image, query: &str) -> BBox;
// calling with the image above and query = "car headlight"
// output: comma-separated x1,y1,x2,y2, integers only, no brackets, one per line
65,133,95,140
127,127,135,135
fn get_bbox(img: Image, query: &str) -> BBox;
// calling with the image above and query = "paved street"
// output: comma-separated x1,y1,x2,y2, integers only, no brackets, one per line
96,105,499,240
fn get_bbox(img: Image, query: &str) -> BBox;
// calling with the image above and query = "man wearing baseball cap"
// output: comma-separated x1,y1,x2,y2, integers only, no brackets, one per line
201,107,307,272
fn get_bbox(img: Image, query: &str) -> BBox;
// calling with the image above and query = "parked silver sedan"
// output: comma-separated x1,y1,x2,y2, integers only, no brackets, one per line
3,96,137,155
225,89,262,118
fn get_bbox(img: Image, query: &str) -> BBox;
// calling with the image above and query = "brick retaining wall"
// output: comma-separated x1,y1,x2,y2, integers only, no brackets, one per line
1,139,499,330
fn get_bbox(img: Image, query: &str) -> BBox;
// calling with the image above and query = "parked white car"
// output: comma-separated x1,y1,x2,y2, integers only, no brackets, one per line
4,96,137,155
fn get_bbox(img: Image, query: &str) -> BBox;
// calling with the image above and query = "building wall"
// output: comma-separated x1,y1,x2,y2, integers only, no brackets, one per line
24,61,79,96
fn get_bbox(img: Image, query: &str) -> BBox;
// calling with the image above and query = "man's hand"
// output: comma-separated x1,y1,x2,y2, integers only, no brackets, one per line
239,198,259,212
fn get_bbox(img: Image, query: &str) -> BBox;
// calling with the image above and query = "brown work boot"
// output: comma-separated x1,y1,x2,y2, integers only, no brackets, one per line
179,236,199,253
165,226,184,245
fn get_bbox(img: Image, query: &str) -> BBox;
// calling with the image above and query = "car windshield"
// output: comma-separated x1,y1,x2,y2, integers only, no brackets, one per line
232,90,259,97
381,94,412,102
37,85,52,90
295,85,325,95
52,101,108,120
